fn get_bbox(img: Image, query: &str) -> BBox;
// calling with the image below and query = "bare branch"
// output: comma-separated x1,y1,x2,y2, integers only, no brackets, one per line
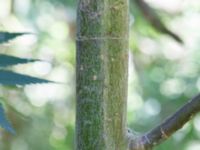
131,0,183,43
129,93,200,150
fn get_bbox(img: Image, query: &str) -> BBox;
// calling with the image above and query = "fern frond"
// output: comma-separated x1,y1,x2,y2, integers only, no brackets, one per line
0,104,15,134
0,70,53,85
0,32,29,44
0,54,40,67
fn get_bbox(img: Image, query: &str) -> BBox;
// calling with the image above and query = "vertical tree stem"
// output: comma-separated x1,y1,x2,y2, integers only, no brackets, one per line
76,0,129,149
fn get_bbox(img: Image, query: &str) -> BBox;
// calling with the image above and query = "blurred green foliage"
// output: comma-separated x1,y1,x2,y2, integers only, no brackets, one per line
0,0,200,150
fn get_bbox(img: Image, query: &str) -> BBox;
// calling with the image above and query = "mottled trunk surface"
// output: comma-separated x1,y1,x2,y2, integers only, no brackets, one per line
76,0,129,150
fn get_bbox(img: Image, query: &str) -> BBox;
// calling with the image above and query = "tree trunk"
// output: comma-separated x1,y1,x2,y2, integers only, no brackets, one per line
76,0,129,149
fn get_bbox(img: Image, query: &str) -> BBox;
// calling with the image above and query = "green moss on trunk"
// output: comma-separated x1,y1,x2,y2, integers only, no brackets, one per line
76,0,129,149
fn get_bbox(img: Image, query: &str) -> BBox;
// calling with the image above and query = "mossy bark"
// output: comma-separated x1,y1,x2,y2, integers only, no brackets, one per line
76,0,129,149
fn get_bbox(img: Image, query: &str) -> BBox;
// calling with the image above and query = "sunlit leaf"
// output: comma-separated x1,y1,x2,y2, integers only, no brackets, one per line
0,54,41,67
0,32,29,44
0,70,54,85
0,104,15,134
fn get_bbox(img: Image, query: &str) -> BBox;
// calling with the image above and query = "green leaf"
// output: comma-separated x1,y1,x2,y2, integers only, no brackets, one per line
0,32,29,44
0,70,53,85
0,54,40,67
0,104,15,134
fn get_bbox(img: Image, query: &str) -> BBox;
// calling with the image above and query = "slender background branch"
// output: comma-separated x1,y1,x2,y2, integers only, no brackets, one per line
129,93,200,150
131,0,183,43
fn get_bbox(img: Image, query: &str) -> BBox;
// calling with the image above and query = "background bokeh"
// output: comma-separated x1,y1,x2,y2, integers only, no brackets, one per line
0,0,200,150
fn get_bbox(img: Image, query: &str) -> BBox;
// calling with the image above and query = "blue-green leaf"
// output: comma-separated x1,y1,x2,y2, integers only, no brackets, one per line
0,70,53,85
0,104,15,134
0,54,40,67
0,32,29,44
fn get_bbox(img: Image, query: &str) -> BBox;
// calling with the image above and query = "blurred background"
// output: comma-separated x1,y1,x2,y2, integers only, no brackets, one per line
0,0,200,150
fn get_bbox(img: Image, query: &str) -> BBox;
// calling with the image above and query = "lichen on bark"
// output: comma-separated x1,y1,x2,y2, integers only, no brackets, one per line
76,0,129,150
